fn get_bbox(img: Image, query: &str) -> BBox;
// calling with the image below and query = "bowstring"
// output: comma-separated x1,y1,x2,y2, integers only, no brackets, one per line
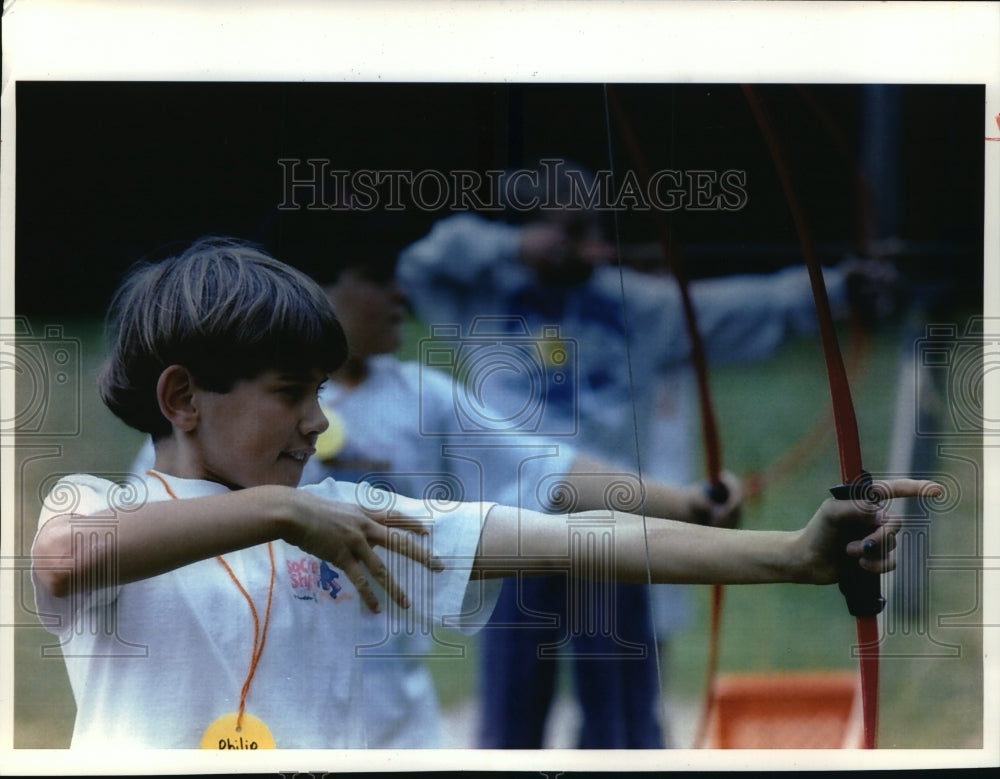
601,82,667,739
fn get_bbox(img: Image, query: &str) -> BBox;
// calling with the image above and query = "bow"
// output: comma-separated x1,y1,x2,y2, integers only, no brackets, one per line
603,84,729,748
740,84,883,749
604,83,885,749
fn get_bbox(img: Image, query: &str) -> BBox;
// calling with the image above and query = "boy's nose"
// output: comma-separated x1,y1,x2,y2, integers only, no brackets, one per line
304,397,330,437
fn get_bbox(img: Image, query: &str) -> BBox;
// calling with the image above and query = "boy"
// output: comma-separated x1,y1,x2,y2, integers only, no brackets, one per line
31,236,936,749
124,233,742,748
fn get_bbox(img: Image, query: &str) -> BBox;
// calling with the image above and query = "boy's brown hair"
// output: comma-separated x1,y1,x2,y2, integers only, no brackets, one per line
99,236,348,439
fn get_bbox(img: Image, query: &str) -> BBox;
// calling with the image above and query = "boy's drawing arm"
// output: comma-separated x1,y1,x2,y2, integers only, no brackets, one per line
31,485,438,613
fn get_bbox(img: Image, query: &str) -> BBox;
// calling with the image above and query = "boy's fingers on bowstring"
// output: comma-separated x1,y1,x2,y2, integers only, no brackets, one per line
367,519,445,573
335,549,403,614
341,529,428,612
360,527,445,612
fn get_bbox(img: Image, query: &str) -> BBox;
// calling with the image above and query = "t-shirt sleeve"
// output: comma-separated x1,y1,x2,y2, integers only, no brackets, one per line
31,473,124,634
301,478,501,634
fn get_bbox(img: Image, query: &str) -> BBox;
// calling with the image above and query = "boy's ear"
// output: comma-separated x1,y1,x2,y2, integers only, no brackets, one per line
156,365,199,433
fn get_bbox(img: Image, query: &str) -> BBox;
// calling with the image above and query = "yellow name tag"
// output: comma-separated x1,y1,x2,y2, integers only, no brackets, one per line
200,712,275,750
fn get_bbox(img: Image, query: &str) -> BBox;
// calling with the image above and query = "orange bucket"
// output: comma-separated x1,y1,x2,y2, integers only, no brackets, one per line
698,671,863,749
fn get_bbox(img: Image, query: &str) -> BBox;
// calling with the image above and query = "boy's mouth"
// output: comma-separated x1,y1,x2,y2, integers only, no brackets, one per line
281,448,315,464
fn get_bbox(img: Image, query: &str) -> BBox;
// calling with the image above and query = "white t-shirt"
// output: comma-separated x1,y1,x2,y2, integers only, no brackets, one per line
31,470,499,749
127,358,578,748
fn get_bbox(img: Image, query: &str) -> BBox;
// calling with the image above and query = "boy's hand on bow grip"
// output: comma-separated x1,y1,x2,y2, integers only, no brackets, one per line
792,478,942,586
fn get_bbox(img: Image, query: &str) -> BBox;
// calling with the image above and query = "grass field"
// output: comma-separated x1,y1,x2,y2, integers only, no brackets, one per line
10,309,985,750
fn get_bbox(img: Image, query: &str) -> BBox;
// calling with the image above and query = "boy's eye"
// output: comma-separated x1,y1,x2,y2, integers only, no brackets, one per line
278,384,309,400
273,374,327,401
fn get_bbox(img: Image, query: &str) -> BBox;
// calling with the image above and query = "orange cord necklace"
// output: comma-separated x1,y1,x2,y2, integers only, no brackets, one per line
146,470,275,732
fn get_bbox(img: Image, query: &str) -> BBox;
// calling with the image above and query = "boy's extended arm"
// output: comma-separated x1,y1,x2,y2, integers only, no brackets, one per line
35,476,940,608
473,478,940,586
31,485,437,613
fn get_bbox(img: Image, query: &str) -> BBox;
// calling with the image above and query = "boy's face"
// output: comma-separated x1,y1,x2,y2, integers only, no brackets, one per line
190,368,329,489
324,267,407,359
